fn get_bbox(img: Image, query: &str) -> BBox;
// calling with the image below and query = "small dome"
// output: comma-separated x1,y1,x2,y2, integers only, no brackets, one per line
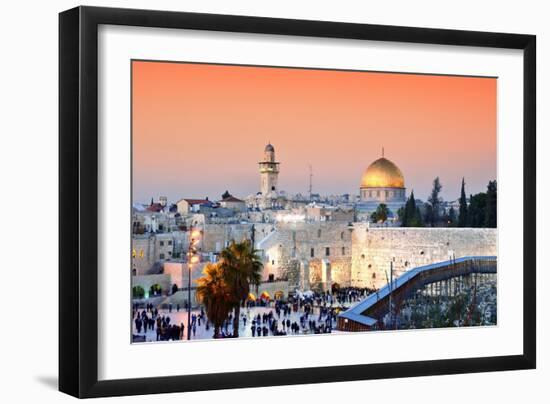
361,157,405,188
264,143,275,152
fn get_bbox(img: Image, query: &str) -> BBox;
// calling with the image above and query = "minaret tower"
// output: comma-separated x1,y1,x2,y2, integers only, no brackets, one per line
259,142,280,195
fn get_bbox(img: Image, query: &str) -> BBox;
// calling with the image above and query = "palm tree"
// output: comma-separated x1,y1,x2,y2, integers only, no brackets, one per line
195,263,234,338
219,240,263,337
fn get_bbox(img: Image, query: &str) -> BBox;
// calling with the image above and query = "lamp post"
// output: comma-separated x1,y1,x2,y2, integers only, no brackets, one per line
187,225,201,340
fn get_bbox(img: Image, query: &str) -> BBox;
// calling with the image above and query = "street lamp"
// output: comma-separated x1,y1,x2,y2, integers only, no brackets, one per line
187,226,201,340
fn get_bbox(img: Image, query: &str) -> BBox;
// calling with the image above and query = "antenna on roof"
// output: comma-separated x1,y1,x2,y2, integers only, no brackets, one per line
308,164,313,202
382,147,385,158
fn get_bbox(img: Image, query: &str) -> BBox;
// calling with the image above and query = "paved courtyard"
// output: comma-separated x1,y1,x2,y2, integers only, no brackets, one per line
133,304,342,342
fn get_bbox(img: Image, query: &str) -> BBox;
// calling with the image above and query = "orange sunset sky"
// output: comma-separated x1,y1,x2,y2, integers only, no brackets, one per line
132,60,496,203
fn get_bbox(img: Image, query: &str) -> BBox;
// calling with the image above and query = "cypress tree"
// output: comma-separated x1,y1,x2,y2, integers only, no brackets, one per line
401,190,423,227
458,178,468,227
413,206,424,227
426,177,442,226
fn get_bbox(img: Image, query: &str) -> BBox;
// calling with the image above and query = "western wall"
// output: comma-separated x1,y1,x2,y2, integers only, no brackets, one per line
350,225,498,289
254,223,497,292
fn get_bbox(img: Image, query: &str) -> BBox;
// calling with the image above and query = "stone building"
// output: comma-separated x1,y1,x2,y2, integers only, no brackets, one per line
219,195,247,213
256,222,353,291
176,198,211,215
131,232,189,275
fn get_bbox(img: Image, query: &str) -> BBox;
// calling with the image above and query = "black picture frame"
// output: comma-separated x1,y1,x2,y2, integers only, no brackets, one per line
59,5,536,398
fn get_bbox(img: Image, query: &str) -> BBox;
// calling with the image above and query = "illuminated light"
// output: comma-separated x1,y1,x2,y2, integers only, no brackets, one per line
191,230,201,239
190,256,200,264
132,248,136,258
275,213,305,223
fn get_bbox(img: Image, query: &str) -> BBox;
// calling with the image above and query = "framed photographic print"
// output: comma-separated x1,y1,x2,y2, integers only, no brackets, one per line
59,6,536,398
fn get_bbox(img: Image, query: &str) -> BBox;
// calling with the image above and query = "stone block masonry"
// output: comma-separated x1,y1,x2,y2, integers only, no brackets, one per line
350,225,497,289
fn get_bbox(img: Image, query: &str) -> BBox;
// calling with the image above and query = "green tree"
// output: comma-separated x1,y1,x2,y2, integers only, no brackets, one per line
458,178,468,227
448,206,457,226
219,240,263,337
425,177,442,226
149,284,162,296
397,206,405,223
371,203,390,223
485,180,497,228
400,191,424,227
413,207,424,227
468,193,487,227
196,263,234,338
132,285,145,299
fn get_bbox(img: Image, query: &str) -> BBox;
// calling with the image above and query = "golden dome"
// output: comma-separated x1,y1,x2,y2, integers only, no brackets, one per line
361,157,405,188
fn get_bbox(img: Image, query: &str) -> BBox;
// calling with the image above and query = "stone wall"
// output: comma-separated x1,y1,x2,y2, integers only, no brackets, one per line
257,221,353,284
255,280,292,300
202,223,274,253
350,225,497,289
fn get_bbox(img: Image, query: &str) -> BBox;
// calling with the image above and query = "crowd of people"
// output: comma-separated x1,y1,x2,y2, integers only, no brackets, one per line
132,287,375,342
132,304,209,341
